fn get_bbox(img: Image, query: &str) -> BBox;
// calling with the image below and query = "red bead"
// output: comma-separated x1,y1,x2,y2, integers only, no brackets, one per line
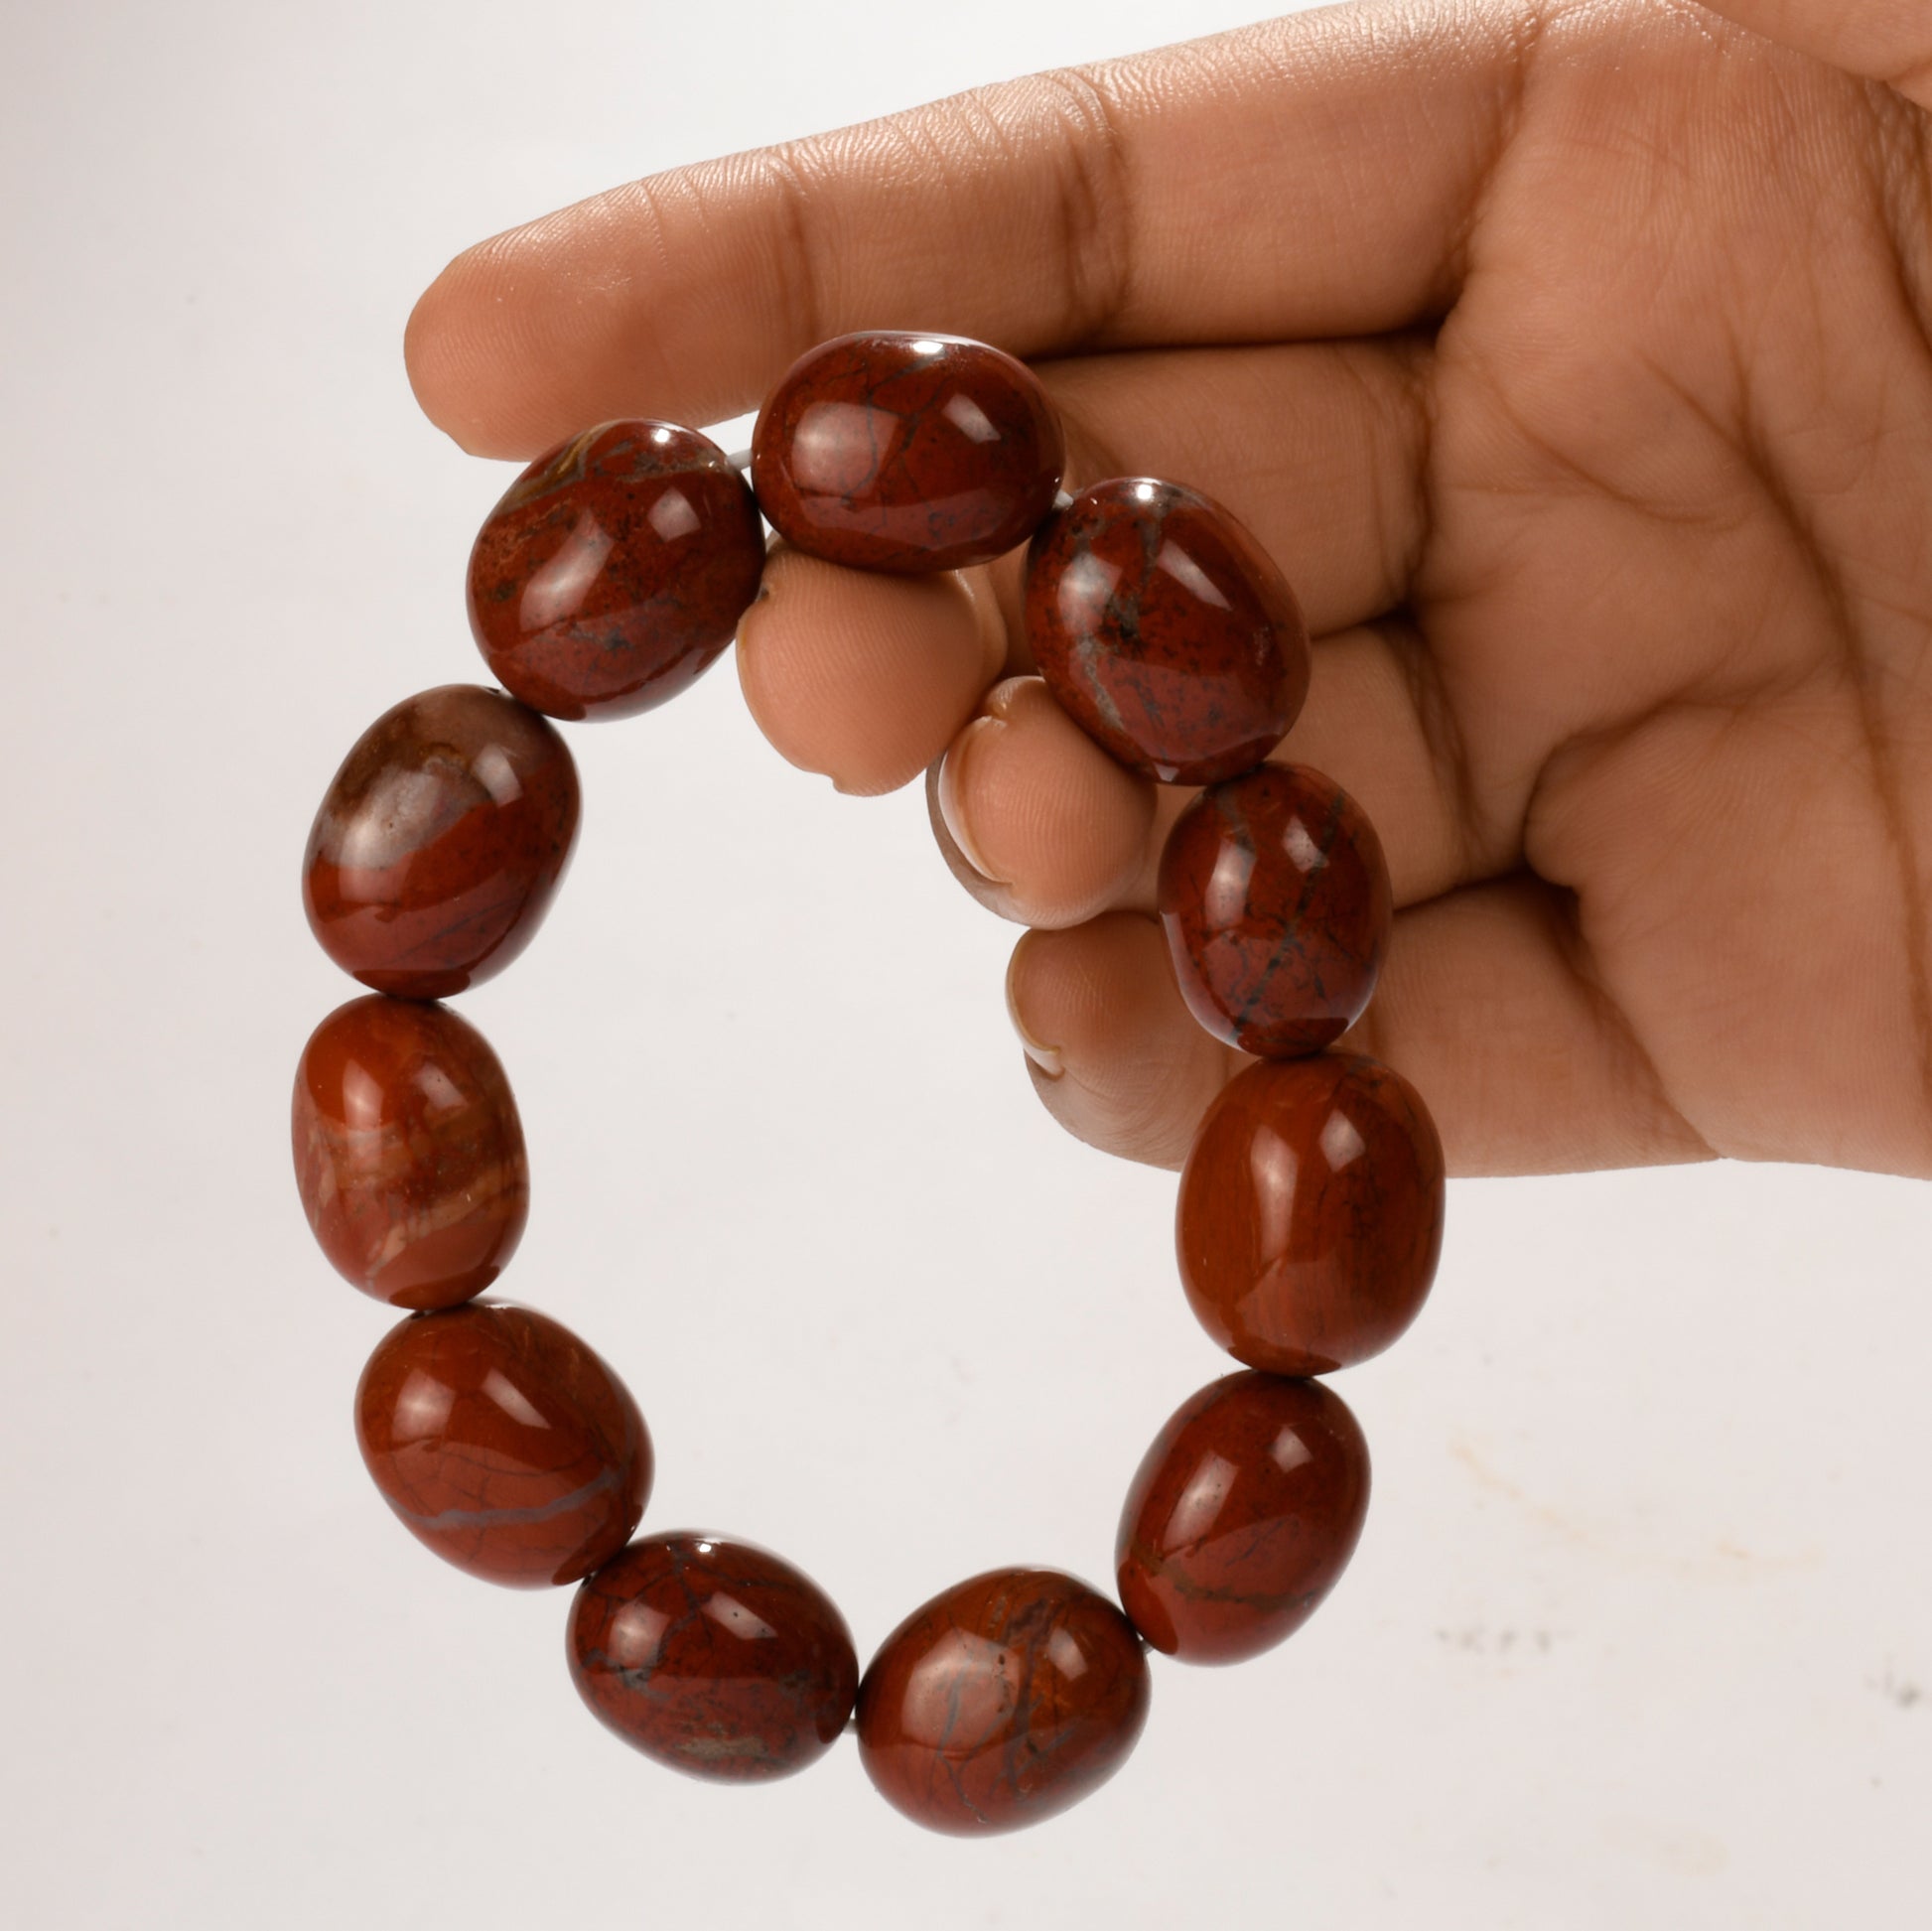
292,995,527,1310
1158,763,1391,1055
751,332,1063,573
1116,1371,1370,1663
855,1568,1150,1835
354,1303,651,1587
1025,478,1311,784
467,421,764,722
1177,1054,1446,1374
568,1534,858,1781
303,685,580,999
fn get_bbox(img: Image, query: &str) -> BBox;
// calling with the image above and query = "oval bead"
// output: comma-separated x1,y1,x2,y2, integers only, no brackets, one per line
291,995,527,1310
568,1533,858,1782
855,1568,1150,1835
1177,1053,1446,1374
1025,478,1311,784
1158,763,1391,1055
751,332,1063,572
1116,1371,1370,1664
354,1302,651,1587
467,420,765,722
303,685,580,998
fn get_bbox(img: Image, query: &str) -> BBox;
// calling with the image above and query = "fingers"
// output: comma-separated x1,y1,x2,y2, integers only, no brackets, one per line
735,336,1437,819
782,603,1479,934
1346,875,1715,1174
931,619,1487,936
735,549,1005,795
1282,619,1495,906
406,5,1532,456
1003,876,1719,1176
930,679,1156,929
1005,912,1239,1170
998,337,1433,642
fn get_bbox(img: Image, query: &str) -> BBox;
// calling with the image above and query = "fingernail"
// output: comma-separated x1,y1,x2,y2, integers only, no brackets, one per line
936,716,1007,884
1004,937,1063,1079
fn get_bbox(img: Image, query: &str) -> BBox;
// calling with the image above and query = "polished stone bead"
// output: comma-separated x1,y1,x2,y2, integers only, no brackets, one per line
1025,478,1311,784
467,421,764,722
751,332,1063,572
354,1303,650,1587
1116,1371,1370,1663
303,685,580,998
855,1568,1150,1835
568,1533,858,1781
1159,763,1391,1055
1177,1054,1446,1374
291,995,527,1310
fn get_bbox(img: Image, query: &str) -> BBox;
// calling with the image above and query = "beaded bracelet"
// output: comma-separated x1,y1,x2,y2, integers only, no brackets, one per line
293,331,1446,1836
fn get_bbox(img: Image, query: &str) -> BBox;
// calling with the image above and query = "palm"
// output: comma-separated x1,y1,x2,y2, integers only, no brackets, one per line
407,0,1932,1177
1307,4,1932,1175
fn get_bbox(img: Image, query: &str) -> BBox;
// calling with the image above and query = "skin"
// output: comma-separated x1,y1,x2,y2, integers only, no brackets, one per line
406,0,1932,1179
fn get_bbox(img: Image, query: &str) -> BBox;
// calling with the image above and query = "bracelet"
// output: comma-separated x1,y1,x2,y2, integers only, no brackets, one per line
293,330,1446,1836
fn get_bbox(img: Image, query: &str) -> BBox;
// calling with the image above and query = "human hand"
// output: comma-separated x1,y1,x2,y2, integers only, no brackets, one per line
405,0,1932,1179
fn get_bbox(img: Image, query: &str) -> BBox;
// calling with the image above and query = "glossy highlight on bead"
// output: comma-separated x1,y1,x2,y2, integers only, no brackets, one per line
468,420,764,722
1177,1053,1446,1375
1117,1371,1370,1663
568,1533,858,1781
751,331,1064,572
1158,762,1392,1055
355,1302,651,1586
303,684,580,998
855,1567,1150,1835
1026,477,1311,784
292,994,527,1310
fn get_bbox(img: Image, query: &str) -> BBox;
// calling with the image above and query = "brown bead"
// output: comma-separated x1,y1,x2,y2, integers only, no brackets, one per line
303,685,580,999
568,1534,858,1782
1158,763,1391,1055
1116,1371,1370,1664
1177,1054,1446,1375
291,995,527,1310
1025,478,1311,784
751,332,1063,573
354,1302,650,1587
467,421,765,722
855,1568,1150,1836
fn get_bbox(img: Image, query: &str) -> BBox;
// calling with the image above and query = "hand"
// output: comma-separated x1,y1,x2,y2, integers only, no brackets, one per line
405,0,1932,1179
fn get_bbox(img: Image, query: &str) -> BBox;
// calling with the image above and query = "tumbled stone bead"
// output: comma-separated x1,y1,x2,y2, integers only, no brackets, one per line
855,1568,1150,1835
303,685,580,998
1159,763,1391,1055
292,995,527,1310
1177,1054,1446,1374
1025,478,1311,784
467,421,765,722
568,1533,858,1781
354,1302,650,1587
751,332,1063,572
1116,1371,1370,1664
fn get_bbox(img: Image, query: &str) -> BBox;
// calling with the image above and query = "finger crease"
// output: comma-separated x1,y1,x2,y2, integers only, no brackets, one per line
1381,608,1488,889
1445,0,1553,294
1031,67,1136,349
1537,876,1718,1160
755,144,827,366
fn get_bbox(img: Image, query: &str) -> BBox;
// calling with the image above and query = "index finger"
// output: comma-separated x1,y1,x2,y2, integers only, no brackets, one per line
405,0,1533,456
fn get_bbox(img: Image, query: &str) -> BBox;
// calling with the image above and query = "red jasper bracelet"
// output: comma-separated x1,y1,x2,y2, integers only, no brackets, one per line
293,329,1446,1836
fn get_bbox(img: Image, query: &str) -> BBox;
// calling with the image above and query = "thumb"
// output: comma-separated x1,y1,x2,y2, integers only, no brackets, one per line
1695,0,1932,105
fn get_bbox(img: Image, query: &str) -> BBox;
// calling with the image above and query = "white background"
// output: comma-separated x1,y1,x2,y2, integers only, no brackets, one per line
1,1,1926,1925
